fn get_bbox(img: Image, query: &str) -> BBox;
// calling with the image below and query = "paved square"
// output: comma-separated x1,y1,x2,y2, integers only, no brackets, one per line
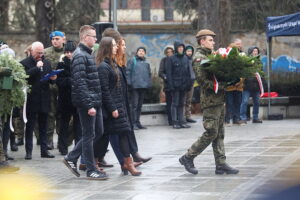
2,117,300,200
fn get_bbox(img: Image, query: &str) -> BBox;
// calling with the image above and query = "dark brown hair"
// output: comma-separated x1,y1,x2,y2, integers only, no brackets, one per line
102,28,126,67
96,37,120,84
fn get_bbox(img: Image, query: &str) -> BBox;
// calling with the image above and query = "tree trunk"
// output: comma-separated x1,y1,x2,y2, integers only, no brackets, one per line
35,0,55,47
197,0,231,48
0,0,9,31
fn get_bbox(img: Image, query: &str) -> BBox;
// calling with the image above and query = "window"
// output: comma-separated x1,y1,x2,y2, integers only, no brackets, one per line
164,0,174,21
118,0,127,9
141,0,151,21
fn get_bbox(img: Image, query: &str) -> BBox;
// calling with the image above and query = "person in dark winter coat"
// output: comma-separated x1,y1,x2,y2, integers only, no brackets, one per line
159,45,174,125
165,41,191,129
91,29,151,172
96,37,141,176
184,45,197,123
240,46,264,124
126,47,152,130
56,40,81,155
63,25,107,180
20,41,57,160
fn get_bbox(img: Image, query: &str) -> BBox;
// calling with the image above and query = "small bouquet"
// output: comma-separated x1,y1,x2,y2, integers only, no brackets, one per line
201,47,263,83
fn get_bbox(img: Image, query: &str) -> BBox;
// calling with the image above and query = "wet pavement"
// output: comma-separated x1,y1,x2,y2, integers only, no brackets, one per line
2,116,300,200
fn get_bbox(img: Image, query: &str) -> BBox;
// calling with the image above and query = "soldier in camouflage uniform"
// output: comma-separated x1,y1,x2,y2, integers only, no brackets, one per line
43,31,65,149
0,67,19,172
179,29,239,175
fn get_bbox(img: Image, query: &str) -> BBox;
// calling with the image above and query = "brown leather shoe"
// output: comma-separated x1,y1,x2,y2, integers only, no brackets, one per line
123,157,141,176
79,164,86,171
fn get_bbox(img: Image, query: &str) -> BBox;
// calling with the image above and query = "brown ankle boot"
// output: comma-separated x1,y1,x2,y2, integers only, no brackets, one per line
123,157,141,176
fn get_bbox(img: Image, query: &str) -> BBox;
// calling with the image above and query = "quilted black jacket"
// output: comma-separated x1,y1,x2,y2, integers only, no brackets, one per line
71,43,102,109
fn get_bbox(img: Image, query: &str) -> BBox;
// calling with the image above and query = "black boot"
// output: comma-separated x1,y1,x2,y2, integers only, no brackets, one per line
132,152,152,163
172,121,181,129
47,141,54,150
179,155,198,174
16,138,24,146
215,163,239,175
179,123,191,128
10,134,18,151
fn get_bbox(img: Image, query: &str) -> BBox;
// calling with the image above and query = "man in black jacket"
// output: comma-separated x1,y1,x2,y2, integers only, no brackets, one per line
63,25,107,180
166,41,191,129
159,45,174,126
20,41,56,160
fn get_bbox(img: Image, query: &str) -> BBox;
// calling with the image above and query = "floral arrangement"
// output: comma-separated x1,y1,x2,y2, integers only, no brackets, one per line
0,53,28,117
201,47,264,83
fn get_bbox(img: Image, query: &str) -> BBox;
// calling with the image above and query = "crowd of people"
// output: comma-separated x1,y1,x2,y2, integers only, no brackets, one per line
0,25,264,179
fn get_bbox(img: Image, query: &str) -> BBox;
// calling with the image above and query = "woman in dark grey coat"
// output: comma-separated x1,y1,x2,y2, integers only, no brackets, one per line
96,37,141,176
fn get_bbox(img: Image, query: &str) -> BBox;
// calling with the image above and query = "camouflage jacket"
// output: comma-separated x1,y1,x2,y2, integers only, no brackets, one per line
193,46,226,109
44,46,64,70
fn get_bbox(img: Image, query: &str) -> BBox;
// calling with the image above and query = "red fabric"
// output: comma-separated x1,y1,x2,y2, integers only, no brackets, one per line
261,92,279,98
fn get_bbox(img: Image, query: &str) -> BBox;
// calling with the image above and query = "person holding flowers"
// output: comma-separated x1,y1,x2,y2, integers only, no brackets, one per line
179,29,239,175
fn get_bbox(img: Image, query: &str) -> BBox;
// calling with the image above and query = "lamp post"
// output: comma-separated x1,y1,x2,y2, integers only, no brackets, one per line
113,0,118,30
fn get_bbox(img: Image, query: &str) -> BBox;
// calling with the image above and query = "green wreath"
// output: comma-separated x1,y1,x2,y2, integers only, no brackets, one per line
0,53,29,118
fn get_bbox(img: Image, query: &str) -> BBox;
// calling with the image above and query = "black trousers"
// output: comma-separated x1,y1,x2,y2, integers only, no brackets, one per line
165,91,172,125
93,133,109,159
58,110,81,152
131,88,146,125
25,112,48,153
171,90,186,124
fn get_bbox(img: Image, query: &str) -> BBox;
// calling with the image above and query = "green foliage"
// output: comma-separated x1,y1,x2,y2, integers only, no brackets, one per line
0,53,28,117
144,75,162,104
202,47,263,83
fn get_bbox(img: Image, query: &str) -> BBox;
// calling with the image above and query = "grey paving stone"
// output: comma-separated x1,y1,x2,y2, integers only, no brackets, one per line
4,118,300,200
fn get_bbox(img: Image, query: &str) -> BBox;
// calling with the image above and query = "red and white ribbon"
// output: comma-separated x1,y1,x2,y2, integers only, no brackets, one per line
23,87,28,124
255,72,264,97
9,108,14,132
213,75,219,94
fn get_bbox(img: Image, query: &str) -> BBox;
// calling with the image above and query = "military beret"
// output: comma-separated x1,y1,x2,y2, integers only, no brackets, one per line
49,31,65,40
196,29,216,38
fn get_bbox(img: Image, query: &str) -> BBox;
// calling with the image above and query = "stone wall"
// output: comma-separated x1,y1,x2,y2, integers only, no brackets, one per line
2,31,300,75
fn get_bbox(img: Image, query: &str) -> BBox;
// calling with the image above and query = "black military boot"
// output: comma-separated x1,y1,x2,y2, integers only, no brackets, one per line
215,163,239,175
179,155,198,174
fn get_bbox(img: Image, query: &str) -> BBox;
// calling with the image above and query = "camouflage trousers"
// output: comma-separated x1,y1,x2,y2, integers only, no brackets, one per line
186,104,226,165
0,118,5,162
184,87,194,119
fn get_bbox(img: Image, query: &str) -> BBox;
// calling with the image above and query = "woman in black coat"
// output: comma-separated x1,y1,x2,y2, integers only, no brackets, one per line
95,37,141,176
56,40,81,155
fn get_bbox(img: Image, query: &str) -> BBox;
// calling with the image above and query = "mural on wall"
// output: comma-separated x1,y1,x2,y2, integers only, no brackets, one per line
124,33,195,73
261,55,300,72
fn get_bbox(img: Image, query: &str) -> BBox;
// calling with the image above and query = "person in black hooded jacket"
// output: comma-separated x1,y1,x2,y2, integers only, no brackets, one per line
165,41,191,129
56,40,81,155
240,46,264,124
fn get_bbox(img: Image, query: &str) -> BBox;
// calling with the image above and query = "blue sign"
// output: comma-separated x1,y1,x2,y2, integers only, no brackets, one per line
266,12,300,38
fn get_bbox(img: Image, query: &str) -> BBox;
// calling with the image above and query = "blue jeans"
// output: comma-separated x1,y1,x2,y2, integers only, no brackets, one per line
225,91,242,123
67,107,103,174
240,91,260,121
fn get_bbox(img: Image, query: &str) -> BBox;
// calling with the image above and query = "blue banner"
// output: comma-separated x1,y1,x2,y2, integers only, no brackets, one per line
266,12,300,38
